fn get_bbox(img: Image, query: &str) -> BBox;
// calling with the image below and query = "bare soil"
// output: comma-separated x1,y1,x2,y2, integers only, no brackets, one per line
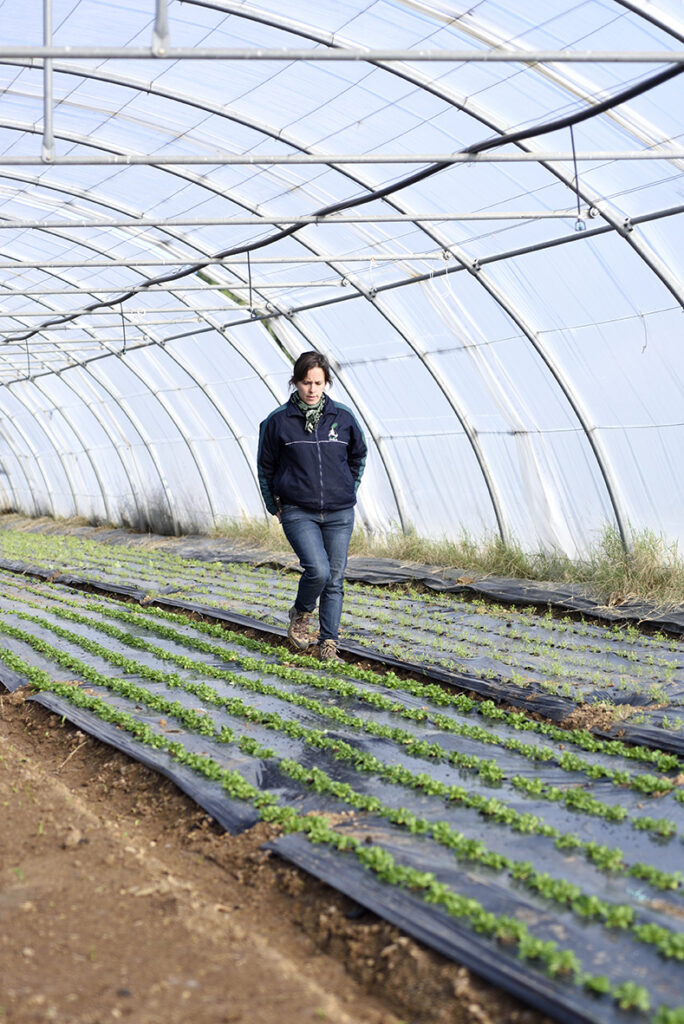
0,688,554,1024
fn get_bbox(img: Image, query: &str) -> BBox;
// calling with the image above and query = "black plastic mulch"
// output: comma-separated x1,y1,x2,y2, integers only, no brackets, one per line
17,518,683,634
0,572,683,1024
0,520,682,753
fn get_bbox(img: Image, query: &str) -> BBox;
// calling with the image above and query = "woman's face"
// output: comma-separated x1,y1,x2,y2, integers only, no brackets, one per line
295,367,326,405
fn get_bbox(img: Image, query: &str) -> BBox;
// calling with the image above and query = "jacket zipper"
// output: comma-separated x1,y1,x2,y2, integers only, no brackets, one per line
315,418,324,511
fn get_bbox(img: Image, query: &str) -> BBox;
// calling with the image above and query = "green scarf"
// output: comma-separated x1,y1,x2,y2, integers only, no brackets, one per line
291,391,326,433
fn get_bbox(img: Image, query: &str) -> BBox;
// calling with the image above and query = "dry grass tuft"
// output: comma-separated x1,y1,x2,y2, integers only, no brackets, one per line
212,519,684,610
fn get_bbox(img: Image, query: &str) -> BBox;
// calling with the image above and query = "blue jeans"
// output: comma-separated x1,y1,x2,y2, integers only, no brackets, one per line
280,505,355,643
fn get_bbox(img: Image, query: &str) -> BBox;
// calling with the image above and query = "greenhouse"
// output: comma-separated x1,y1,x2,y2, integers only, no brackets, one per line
1,3,683,1024
0,0,682,554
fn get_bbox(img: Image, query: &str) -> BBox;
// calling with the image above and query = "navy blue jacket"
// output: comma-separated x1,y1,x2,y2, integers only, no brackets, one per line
257,395,367,515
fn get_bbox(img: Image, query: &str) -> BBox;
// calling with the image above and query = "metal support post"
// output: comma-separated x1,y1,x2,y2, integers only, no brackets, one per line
153,0,169,55
42,0,55,163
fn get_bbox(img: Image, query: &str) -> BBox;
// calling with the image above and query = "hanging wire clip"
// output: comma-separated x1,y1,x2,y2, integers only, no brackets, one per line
569,126,586,234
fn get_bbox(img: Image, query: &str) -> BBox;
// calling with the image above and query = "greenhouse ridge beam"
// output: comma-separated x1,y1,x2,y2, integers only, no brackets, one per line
0,211,592,228
2,45,684,61
2,310,231,320
0,284,351,297
2,151,681,166
0,255,456,269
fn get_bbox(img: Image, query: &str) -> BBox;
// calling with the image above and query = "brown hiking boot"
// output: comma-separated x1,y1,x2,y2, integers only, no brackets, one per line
288,605,314,650
319,639,344,664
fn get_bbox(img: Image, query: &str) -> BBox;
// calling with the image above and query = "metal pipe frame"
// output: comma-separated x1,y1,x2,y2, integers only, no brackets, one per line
0,43,679,296
0,150,680,166
0,254,465,268
0,168,298,506
0,286,383,302
2,309,224,318
0,47,671,299
1,45,682,61
0,203,678,346
0,283,374,295
0,192,679,528
42,0,54,163
0,234,288,526
0,157,408,532
0,210,597,227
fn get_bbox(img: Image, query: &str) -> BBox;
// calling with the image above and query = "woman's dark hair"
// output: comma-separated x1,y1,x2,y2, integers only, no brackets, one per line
289,350,333,387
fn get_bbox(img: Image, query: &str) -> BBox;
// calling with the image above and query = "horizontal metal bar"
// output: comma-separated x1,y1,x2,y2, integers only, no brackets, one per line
0,253,448,268
0,309,211,319
2,46,683,61
0,210,582,229
0,150,681,166
0,281,348,296
0,287,342,309
0,344,104,354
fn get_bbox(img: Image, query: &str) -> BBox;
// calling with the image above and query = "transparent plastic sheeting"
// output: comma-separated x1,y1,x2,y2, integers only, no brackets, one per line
0,523,682,752
0,1,683,557
0,572,684,1023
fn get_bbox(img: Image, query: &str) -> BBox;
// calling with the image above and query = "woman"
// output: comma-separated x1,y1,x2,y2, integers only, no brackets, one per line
257,351,367,662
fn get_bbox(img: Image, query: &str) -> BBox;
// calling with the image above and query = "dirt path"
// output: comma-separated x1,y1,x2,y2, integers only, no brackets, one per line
0,689,551,1024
